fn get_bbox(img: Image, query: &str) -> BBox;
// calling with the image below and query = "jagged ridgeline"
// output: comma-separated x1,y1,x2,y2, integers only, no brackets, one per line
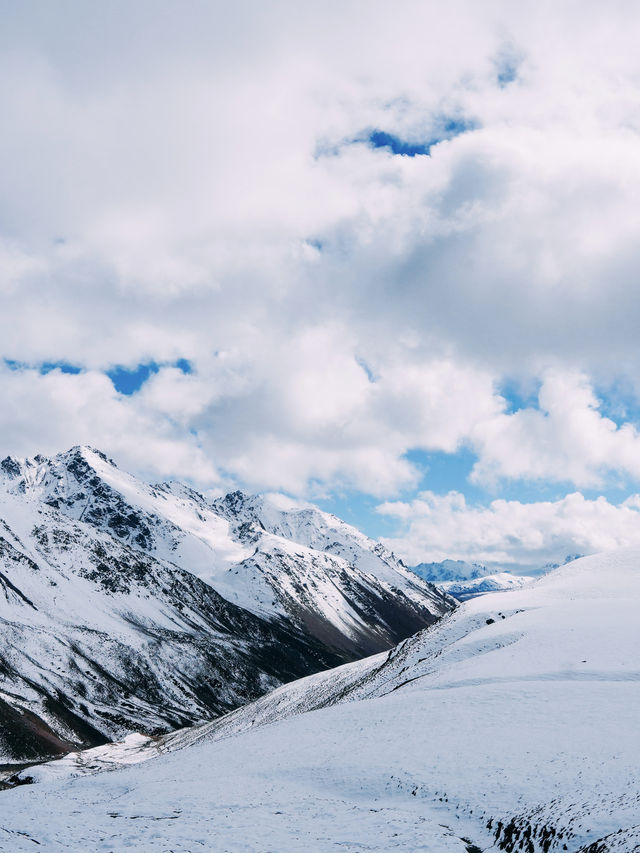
0,446,454,763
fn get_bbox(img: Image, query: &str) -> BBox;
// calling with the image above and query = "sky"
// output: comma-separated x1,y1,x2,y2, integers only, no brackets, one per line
3,0,640,571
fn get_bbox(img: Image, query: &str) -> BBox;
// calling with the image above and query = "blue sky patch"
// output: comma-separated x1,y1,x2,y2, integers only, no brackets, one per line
312,116,479,161
107,359,192,395
313,491,400,541
495,47,523,88
365,116,477,158
356,357,376,383
4,359,83,375
592,380,640,428
41,362,83,375
498,377,542,414
405,448,485,502
107,363,160,394
3,357,192,394
497,59,519,87
367,130,433,157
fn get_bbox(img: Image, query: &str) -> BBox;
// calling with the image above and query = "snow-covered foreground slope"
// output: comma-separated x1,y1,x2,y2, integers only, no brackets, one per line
3,548,639,851
0,447,451,763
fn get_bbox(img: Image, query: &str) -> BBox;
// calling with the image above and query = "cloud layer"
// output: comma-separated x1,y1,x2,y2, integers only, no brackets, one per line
379,491,640,571
3,1,640,564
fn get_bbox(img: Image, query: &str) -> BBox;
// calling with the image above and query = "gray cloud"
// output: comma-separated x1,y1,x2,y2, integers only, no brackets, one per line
2,0,640,503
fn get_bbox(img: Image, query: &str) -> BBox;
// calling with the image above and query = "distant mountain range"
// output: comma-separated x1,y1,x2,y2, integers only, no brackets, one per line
0,446,453,764
408,558,531,600
410,558,490,584
409,556,582,601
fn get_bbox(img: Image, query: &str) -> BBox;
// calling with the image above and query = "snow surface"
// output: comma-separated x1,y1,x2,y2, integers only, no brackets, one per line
2,547,639,851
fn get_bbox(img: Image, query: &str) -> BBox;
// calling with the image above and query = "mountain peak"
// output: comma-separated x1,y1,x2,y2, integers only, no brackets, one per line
58,445,116,467
222,489,253,506
0,446,453,765
0,445,116,485
0,455,21,478
214,489,262,520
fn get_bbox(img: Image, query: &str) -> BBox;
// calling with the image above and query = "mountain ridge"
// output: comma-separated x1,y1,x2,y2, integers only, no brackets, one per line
0,445,453,763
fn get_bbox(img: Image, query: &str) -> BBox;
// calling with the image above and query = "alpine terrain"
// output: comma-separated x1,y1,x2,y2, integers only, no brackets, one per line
1,547,638,851
411,559,535,601
0,446,453,765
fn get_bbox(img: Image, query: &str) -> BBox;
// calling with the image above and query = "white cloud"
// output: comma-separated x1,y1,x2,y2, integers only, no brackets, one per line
2,0,640,521
0,365,218,484
0,345,502,497
184,335,502,496
470,371,640,487
379,490,640,570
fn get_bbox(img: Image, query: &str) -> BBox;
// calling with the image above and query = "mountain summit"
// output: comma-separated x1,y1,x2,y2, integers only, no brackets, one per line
0,446,453,763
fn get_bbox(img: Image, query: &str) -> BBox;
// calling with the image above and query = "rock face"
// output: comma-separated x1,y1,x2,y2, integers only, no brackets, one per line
0,446,454,763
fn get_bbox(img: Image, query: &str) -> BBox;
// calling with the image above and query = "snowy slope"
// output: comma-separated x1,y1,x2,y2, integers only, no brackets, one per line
0,485,343,765
0,447,452,763
3,547,638,851
206,489,452,653
5,447,452,649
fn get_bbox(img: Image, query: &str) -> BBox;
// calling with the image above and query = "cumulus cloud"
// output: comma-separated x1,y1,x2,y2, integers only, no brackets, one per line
2,0,640,533
0,364,218,484
470,371,640,487
0,340,503,496
379,491,640,570
3,1,640,367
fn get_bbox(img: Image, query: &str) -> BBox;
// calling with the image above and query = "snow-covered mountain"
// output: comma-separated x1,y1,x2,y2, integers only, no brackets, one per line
410,558,489,584
411,557,583,603
410,559,534,601
6,547,638,851
0,446,453,763
438,571,533,600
